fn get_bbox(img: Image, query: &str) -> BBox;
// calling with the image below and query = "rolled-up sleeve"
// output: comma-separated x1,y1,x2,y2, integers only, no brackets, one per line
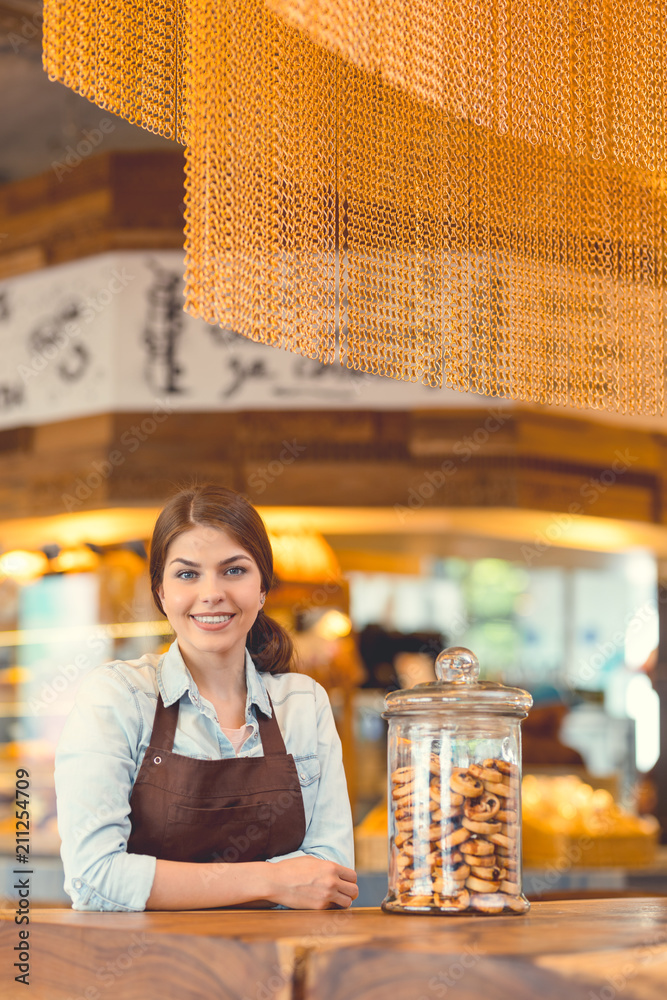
55,668,156,911
266,682,355,869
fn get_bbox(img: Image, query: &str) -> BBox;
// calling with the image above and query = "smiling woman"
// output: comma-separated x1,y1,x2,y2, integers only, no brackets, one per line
156,528,267,701
54,484,357,912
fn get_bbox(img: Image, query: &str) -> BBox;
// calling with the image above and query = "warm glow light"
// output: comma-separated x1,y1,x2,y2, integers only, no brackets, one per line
3,506,667,585
269,531,340,582
0,509,160,552
625,675,660,773
0,550,49,582
625,605,659,671
313,609,352,640
51,547,101,574
266,506,667,557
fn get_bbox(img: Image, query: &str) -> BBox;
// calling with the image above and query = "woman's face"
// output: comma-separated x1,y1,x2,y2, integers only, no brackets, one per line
158,524,265,670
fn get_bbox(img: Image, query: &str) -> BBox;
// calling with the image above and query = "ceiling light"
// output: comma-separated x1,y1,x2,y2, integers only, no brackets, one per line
0,550,49,583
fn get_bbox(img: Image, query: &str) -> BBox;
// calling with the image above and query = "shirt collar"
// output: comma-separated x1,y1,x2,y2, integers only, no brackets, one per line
244,648,273,718
157,639,273,717
157,640,193,707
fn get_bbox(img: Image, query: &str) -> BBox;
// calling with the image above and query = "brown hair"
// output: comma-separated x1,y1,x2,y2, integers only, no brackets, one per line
150,484,293,674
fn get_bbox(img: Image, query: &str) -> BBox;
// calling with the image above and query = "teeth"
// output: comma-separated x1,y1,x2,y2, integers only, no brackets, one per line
192,614,233,624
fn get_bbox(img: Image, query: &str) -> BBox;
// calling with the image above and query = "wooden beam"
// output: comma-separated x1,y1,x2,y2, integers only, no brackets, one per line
1,408,666,523
0,152,185,280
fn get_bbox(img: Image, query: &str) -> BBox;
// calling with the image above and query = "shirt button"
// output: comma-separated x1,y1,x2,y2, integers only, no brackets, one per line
72,878,82,889
300,772,306,779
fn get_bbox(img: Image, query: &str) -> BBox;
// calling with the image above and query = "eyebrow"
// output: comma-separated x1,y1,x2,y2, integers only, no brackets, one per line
168,555,252,568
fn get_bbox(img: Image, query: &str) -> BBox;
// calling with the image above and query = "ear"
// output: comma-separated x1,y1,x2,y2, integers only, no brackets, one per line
157,584,165,604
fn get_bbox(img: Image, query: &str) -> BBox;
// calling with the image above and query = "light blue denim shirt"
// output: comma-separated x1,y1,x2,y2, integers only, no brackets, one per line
55,640,354,911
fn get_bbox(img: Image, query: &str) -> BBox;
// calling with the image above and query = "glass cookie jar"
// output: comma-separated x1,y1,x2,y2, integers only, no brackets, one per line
382,647,533,916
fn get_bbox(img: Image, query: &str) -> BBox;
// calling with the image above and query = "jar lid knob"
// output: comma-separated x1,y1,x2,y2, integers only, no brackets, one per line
435,646,480,684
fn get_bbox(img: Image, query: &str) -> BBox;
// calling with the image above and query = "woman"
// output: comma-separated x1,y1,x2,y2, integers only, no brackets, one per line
55,484,358,911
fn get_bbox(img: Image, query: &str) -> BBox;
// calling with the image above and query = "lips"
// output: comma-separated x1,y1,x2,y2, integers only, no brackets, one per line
190,613,235,631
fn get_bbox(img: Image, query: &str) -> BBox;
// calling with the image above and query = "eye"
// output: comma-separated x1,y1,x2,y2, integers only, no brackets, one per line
225,565,247,576
176,570,197,580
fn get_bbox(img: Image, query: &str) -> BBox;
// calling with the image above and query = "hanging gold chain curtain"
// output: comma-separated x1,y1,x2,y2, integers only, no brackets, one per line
43,1,667,414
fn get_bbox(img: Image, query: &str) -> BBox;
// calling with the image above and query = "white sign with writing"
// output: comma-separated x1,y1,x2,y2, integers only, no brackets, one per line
0,250,499,429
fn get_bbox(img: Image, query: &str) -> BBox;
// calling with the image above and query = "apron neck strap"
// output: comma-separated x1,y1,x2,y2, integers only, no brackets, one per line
151,691,287,755
151,693,179,751
256,692,287,755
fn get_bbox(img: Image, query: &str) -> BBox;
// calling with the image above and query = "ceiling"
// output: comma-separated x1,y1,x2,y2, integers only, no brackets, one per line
0,0,176,185
2,2,667,436
2,8,667,569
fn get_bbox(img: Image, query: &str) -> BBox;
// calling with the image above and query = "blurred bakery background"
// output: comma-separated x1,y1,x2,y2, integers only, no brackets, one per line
1,0,667,906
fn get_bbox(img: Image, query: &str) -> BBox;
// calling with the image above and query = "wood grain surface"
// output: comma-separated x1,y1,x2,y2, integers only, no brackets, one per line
0,151,184,281
2,900,666,1000
303,900,667,1000
1,406,665,523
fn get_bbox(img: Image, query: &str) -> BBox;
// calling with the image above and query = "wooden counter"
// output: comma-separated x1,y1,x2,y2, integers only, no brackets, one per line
2,899,666,1000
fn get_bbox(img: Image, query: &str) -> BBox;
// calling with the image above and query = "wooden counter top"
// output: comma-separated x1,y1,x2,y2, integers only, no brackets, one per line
2,899,666,999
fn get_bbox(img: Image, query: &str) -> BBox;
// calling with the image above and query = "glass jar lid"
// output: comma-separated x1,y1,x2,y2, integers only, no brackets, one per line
383,646,533,718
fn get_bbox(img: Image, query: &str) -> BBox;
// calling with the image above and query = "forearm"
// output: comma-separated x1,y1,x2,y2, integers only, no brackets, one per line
296,687,355,869
145,859,276,910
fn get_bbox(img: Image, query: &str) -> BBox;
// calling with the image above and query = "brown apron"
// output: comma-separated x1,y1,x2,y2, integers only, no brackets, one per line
126,692,307,864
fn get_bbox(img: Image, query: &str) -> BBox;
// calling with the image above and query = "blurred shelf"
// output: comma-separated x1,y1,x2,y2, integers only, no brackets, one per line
355,850,667,906
0,853,68,905
0,705,70,717
0,620,172,647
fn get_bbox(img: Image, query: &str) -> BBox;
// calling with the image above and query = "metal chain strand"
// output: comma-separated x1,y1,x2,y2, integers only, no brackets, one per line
43,0,183,138
42,0,667,413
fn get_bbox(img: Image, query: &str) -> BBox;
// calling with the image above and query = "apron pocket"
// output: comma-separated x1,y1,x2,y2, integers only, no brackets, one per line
162,802,272,863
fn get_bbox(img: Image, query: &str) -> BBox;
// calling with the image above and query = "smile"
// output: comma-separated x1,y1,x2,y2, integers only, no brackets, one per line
191,614,234,624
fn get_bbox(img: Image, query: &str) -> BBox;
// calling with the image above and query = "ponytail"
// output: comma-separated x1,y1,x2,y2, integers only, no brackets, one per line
247,611,293,674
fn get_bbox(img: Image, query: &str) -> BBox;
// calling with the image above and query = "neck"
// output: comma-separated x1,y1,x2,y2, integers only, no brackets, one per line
177,643,248,703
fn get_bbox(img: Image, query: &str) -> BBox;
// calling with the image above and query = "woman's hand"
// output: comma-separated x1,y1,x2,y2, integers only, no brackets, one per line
264,856,359,910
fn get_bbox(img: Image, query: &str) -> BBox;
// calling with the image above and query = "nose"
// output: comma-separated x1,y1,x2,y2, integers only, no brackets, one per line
199,573,225,604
